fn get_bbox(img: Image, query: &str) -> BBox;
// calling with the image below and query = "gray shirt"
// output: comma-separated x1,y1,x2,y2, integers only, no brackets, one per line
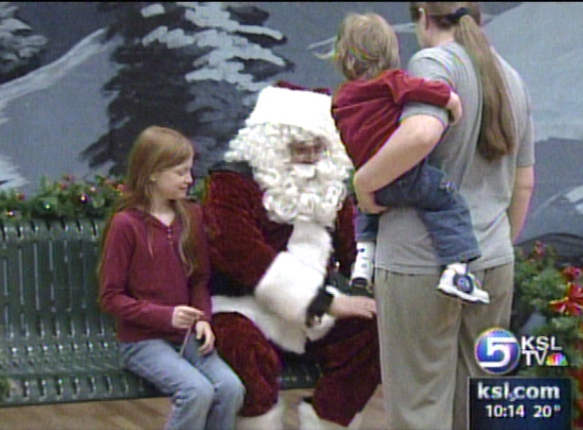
375,42,535,274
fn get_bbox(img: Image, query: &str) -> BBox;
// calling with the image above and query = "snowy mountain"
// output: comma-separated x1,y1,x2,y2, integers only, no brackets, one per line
484,2,583,143
0,1,581,217
0,2,294,194
0,153,25,188
0,29,117,192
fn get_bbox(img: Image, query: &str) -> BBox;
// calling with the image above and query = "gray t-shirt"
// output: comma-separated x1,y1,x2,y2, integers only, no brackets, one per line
375,41,535,274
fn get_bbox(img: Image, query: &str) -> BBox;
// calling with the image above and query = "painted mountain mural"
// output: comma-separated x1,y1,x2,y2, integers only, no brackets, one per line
0,2,580,255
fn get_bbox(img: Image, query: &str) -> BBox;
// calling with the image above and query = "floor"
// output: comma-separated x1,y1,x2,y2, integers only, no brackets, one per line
0,386,388,430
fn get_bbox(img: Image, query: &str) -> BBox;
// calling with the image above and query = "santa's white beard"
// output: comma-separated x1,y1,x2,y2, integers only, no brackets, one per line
258,158,347,228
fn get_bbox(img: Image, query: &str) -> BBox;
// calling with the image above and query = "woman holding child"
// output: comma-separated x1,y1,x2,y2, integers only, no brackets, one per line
352,3,535,429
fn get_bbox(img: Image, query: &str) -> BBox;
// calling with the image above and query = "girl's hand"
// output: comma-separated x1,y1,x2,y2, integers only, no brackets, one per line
195,320,215,355
171,305,204,329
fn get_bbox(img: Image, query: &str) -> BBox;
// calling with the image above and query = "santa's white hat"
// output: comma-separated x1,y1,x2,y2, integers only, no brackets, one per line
245,83,341,149
224,82,353,179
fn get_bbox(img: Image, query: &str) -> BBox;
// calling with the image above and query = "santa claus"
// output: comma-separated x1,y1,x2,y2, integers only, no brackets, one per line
203,83,380,430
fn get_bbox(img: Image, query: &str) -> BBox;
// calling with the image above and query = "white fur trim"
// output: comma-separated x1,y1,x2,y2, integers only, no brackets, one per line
212,221,337,352
212,295,336,354
236,398,285,430
298,401,363,430
255,252,320,323
213,295,307,353
306,313,336,342
255,221,332,325
298,401,323,430
286,221,333,273
246,86,337,143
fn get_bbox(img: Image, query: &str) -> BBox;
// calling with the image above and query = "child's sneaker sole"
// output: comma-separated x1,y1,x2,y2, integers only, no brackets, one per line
350,277,370,290
437,283,489,304
437,272,490,304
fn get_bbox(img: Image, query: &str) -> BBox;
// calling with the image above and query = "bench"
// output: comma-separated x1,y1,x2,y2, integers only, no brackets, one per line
0,218,324,407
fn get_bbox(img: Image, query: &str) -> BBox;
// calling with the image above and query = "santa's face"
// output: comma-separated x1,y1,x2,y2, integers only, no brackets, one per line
289,139,326,165
224,123,350,227
259,140,345,227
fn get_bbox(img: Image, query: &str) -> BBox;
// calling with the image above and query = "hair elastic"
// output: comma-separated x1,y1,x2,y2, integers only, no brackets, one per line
447,7,470,24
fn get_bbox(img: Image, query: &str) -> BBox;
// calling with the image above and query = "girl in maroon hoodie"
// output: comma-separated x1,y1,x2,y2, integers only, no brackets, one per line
98,126,244,430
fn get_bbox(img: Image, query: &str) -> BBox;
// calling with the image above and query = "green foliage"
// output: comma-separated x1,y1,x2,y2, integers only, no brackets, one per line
345,168,355,196
514,242,583,370
0,175,124,221
0,174,207,223
513,241,583,422
514,244,568,318
190,175,208,204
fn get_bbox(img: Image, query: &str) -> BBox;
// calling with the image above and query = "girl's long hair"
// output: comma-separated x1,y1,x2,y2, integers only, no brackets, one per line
97,126,198,281
410,2,516,161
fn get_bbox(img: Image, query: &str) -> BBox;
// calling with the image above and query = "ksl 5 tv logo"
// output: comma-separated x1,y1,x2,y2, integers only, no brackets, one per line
474,327,568,375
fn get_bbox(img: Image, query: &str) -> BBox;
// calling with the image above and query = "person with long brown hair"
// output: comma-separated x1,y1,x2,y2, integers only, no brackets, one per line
330,12,490,305
353,3,535,429
98,126,244,430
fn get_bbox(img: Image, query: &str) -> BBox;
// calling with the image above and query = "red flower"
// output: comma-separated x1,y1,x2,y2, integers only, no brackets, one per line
563,266,583,282
549,282,583,316
533,241,545,258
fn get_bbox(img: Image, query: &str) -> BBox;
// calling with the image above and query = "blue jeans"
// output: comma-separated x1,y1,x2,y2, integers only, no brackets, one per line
355,158,481,265
120,336,245,430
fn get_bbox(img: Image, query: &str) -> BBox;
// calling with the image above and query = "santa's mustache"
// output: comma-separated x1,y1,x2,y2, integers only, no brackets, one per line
259,158,340,189
291,158,339,180
259,158,347,227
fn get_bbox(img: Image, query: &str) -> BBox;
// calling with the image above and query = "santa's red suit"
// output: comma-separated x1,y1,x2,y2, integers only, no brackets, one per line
203,84,380,430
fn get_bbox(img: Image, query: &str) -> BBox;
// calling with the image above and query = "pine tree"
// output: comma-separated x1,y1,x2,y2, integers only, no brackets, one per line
82,2,293,177
0,2,47,83
0,153,26,189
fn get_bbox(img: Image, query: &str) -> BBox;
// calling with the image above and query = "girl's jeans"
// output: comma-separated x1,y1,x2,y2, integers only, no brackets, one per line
120,336,245,430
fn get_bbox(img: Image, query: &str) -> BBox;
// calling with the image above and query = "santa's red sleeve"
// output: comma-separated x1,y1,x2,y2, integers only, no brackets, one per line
204,170,280,289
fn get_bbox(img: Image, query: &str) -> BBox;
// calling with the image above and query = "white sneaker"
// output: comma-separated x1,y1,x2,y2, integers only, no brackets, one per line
437,263,489,304
350,242,375,289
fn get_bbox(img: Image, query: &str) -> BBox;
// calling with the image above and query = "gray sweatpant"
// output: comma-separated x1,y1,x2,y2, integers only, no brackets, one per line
374,263,514,430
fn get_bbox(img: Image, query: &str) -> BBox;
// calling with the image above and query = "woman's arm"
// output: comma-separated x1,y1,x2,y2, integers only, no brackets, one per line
353,114,446,212
508,165,535,243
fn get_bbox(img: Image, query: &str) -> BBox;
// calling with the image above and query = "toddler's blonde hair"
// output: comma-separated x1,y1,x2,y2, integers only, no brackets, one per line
333,12,401,80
